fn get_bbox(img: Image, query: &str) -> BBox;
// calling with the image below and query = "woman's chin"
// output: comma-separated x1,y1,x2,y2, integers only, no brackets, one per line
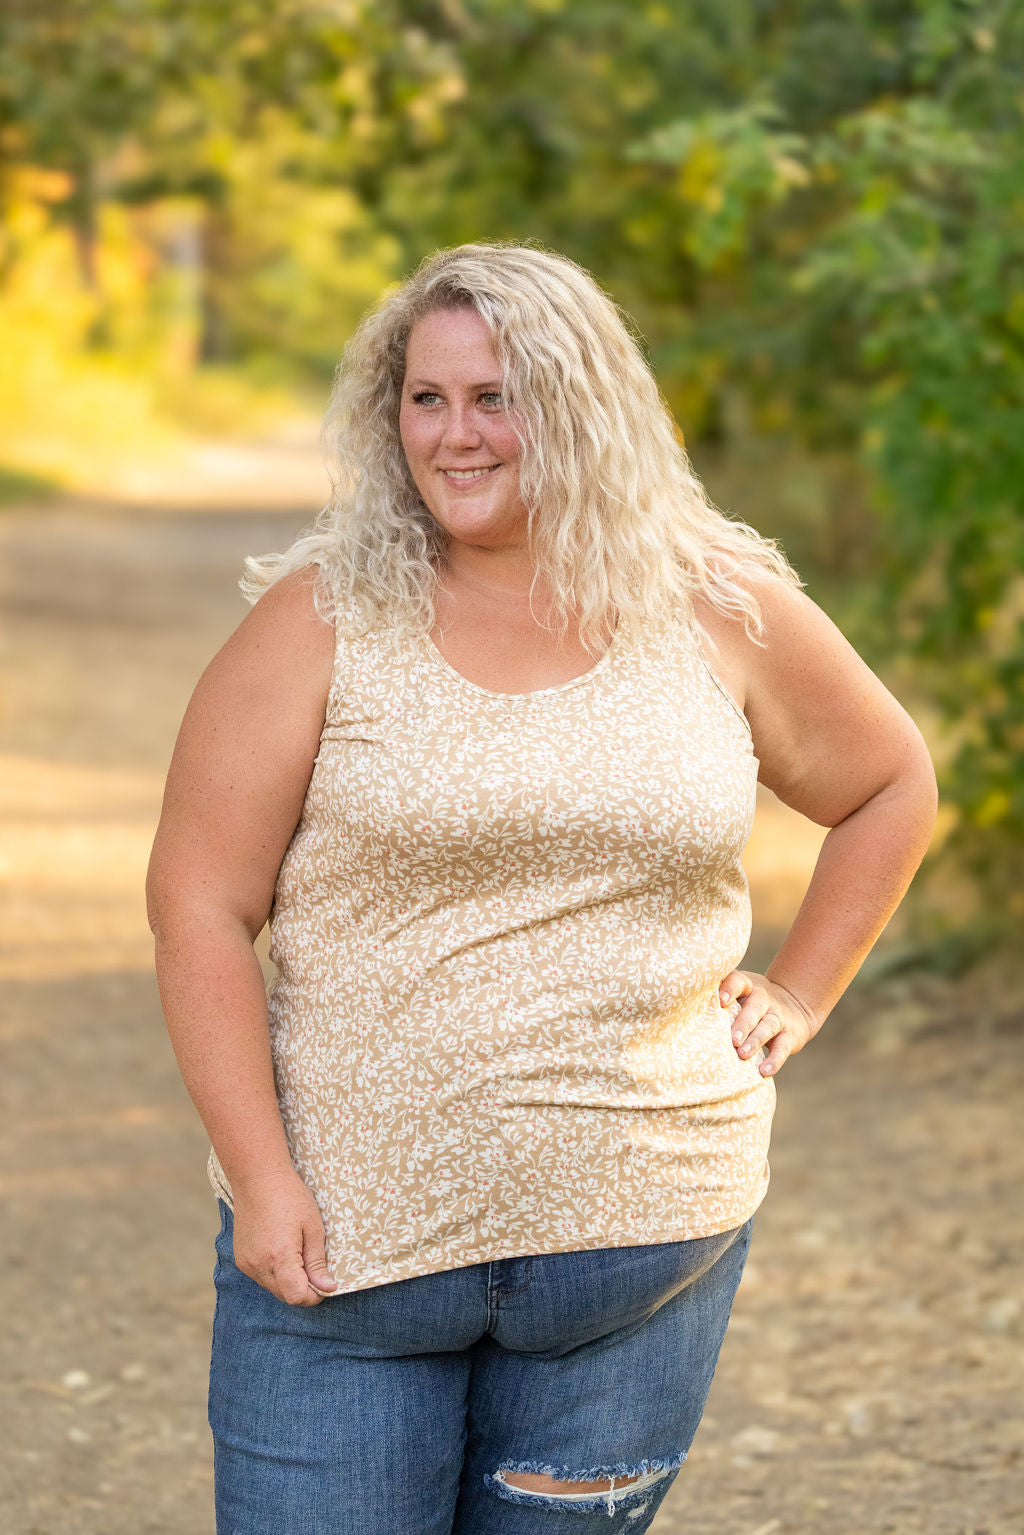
433,507,529,549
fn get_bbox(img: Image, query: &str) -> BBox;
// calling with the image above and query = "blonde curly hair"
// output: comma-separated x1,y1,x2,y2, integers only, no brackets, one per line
240,239,801,653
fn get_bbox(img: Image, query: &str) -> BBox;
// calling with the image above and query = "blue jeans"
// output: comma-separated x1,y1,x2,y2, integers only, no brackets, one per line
209,1199,752,1534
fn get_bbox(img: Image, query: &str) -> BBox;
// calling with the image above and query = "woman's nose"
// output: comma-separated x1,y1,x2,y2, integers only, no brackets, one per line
441,403,483,448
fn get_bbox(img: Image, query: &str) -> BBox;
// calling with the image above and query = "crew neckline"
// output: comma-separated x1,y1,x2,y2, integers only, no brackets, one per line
416,612,627,700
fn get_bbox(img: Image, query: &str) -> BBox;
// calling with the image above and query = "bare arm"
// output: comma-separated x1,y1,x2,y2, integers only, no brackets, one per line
694,577,938,1073
146,563,338,1301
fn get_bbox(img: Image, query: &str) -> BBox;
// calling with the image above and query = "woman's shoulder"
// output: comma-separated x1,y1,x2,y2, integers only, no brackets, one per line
200,564,337,723
690,571,822,693
688,571,786,711
691,569,808,647
693,569,927,820
244,563,337,651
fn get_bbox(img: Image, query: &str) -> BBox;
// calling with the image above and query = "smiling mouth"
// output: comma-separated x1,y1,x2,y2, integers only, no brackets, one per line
441,465,501,481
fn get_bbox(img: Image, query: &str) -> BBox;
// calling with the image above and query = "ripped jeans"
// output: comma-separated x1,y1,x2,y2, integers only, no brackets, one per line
208,1200,752,1534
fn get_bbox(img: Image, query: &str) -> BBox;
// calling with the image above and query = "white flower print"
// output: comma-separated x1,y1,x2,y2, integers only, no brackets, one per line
208,582,775,1294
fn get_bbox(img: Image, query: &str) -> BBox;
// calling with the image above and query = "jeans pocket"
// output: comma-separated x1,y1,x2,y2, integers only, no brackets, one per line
213,1197,232,1282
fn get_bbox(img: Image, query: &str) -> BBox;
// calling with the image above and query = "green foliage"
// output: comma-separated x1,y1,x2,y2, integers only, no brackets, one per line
0,463,59,506
623,1,1024,925
1,0,1021,935
0,0,439,365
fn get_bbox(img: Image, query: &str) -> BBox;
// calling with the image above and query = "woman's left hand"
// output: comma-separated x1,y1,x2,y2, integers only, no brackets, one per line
718,970,821,1078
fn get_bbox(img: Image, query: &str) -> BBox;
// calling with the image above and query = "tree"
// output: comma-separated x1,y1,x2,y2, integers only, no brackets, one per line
2,0,1019,942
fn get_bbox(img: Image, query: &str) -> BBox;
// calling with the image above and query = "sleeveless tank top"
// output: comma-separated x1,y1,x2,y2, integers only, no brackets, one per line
207,571,776,1294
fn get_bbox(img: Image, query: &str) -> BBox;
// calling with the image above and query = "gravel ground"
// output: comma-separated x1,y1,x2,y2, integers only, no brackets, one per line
2,494,1020,1535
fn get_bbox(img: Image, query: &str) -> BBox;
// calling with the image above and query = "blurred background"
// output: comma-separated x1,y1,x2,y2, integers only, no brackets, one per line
1,3,1021,1532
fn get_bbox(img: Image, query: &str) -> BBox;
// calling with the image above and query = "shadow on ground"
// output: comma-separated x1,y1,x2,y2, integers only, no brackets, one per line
1,494,1021,1534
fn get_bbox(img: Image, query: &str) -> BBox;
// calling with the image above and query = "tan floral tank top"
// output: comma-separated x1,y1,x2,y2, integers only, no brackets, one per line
207,572,776,1294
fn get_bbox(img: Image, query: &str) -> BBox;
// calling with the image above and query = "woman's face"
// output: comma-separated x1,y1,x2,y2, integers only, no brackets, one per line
399,307,529,553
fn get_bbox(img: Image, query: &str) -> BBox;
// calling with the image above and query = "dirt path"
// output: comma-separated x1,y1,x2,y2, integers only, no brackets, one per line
1,490,1020,1534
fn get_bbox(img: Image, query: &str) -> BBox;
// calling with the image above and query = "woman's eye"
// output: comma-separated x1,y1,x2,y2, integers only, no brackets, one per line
409,389,503,408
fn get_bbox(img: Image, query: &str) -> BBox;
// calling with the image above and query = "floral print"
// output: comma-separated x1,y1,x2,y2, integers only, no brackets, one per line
207,576,775,1294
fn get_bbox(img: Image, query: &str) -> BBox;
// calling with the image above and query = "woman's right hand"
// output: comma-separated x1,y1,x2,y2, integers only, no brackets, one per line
229,1170,339,1306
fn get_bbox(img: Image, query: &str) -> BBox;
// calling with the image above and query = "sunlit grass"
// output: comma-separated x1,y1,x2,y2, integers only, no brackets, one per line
0,345,319,503
0,172,329,501
0,464,61,507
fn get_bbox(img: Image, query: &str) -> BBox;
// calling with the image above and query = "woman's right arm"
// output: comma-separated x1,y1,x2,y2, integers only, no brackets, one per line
145,564,338,1306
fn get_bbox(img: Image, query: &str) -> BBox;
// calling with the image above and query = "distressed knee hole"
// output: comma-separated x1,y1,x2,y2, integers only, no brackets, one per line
486,1457,684,1516
502,1469,645,1497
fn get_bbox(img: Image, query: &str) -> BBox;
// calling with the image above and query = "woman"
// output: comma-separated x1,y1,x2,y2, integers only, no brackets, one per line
146,241,937,1534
